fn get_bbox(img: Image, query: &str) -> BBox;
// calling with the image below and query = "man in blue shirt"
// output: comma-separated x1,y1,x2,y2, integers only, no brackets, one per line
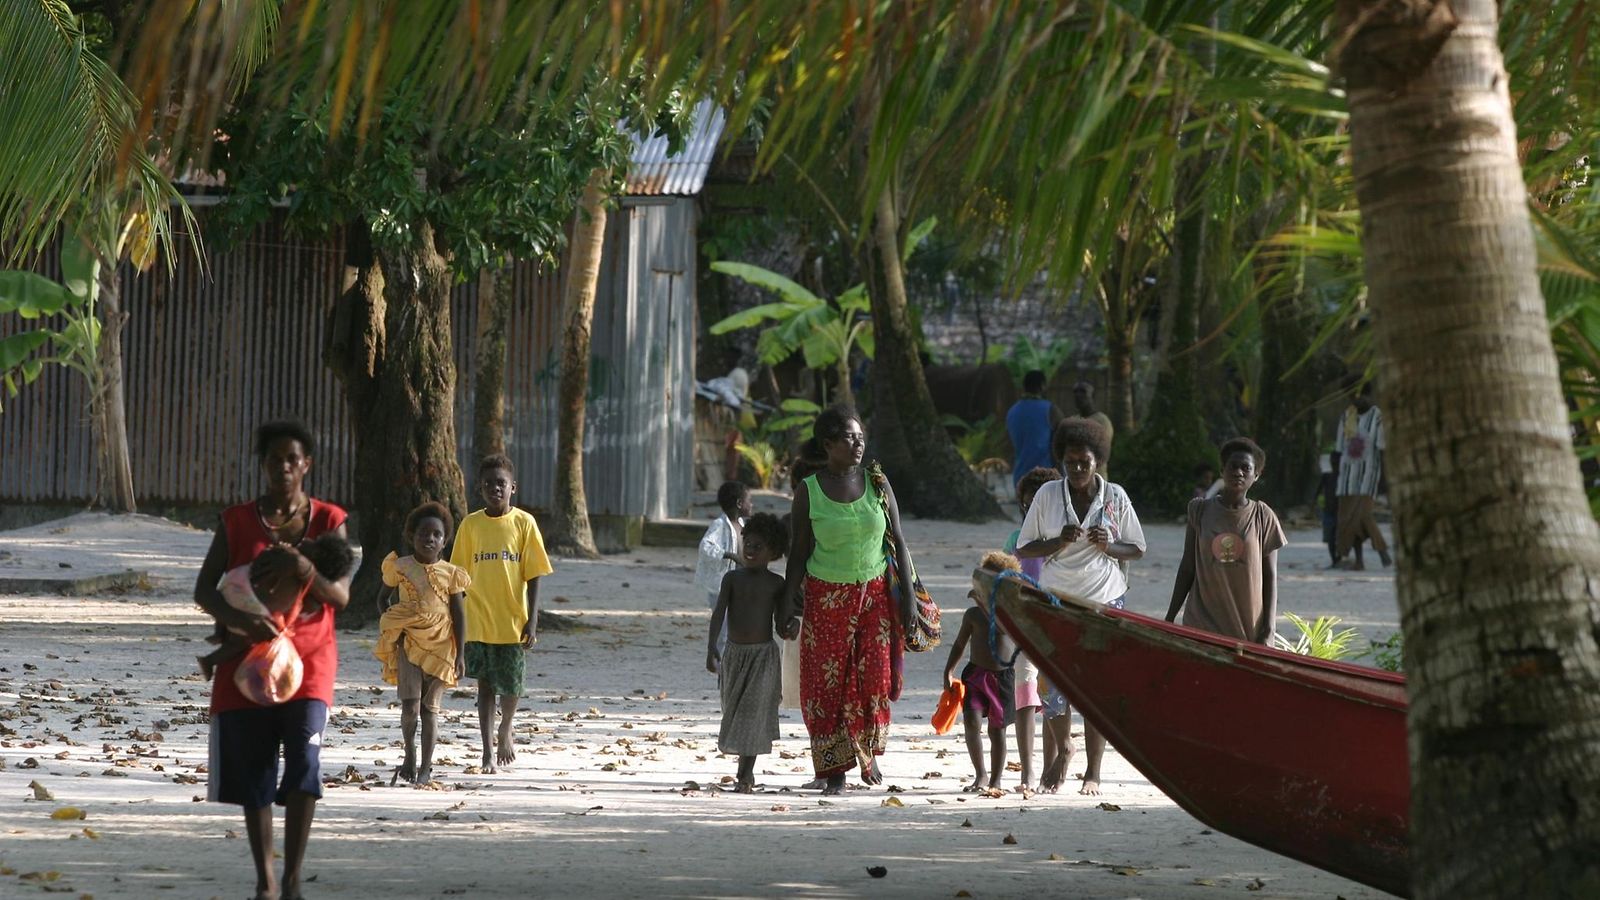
1006,370,1065,487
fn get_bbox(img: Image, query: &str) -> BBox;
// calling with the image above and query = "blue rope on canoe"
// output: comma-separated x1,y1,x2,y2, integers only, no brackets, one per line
985,568,1056,670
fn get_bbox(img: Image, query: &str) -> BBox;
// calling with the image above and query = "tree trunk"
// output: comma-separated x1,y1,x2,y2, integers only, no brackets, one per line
1252,202,1330,511
472,266,509,460
1251,284,1322,510
1115,180,1212,515
1104,324,1136,436
834,356,856,413
326,220,468,623
868,186,1001,521
1095,268,1139,435
545,168,608,559
1339,1,1600,895
94,259,136,513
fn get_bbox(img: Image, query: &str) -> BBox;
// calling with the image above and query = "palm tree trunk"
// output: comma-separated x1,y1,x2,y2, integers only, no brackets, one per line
327,220,468,622
1096,270,1138,435
1252,201,1329,510
545,167,608,559
473,266,509,460
1104,323,1137,436
94,258,136,513
1340,1,1600,895
834,356,856,413
868,186,1001,521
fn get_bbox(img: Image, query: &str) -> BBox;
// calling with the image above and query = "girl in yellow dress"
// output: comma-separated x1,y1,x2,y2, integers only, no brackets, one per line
375,502,471,784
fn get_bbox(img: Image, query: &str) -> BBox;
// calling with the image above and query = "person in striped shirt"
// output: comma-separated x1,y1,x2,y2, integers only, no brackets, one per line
1334,385,1392,570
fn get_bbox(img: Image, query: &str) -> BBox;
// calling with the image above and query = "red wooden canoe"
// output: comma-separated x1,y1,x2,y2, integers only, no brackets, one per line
978,569,1411,897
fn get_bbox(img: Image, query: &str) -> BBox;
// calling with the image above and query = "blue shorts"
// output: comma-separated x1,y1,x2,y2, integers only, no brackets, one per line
1042,685,1070,720
208,699,328,808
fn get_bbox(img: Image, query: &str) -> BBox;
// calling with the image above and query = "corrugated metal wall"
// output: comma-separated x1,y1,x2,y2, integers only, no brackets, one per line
1,200,697,520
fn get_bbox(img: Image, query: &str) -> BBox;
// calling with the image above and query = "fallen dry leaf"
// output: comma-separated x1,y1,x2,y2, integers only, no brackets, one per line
961,818,972,828
1193,878,1217,886
1002,833,1018,845
1097,802,1122,811
880,796,905,808
50,807,86,820
1048,853,1064,861
1113,866,1140,876
1246,877,1267,891
865,866,887,878
769,804,789,812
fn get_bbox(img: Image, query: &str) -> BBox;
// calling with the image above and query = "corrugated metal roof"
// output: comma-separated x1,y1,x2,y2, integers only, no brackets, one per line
626,100,726,196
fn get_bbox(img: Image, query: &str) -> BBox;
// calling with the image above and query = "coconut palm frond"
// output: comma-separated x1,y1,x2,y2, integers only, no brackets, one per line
0,0,192,268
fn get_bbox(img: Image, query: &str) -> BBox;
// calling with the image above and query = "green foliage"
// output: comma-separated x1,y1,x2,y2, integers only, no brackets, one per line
988,335,1075,387
708,261,876,370
733,441,781,490
762,397,823,436
1358,632,1405,673
213,65,688,274
946,415,1008,465
1116,401,1215,518
1280,612,1363,661
0,241,103,410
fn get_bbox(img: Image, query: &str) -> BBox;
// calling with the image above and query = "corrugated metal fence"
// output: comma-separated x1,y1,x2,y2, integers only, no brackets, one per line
1,200,696,520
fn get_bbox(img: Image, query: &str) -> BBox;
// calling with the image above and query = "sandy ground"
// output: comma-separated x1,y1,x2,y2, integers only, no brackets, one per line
0,500,1402,900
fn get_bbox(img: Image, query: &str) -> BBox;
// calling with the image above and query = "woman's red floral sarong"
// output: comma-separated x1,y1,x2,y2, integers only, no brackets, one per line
800,573,897,777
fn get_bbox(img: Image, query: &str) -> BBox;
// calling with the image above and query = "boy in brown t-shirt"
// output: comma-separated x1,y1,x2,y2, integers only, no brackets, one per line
1164,437,1287,644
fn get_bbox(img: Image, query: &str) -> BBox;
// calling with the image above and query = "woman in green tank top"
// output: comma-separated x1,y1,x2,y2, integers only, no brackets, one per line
782,406,914,795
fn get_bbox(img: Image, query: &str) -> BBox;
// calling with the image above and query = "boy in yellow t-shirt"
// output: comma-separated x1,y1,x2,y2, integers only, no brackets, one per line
450,454,554,773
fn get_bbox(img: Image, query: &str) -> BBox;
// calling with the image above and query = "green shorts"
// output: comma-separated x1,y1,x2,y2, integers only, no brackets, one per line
464,641,525,698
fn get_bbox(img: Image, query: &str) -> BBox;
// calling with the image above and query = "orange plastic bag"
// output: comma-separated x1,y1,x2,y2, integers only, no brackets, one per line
932,681,966,734
234,632,304,705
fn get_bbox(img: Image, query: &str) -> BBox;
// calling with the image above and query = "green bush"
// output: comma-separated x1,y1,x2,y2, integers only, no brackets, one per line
1114,414,1215,518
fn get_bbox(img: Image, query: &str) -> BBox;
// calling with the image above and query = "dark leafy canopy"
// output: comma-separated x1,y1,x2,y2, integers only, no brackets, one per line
214,70,691,270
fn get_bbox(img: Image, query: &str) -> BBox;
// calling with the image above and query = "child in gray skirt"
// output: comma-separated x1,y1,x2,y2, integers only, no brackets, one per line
706,512,789,793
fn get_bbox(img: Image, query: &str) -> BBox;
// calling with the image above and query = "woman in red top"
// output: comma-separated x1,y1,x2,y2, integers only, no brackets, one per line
193,420,352,900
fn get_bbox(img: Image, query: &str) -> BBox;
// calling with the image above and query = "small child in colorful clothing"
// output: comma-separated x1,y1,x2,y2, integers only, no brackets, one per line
450,454,555,773
942,551,1023,792
375,502,471,785
698,481,753,658
706,512,789,793
1003,467,1058,792
199,533,355,679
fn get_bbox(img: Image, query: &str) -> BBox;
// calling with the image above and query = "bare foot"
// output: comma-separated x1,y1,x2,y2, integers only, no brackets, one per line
1078,778,1101,796
987,775,1003,791
1013,782,1035,794
861,759,883,786
397,761,416,784
736,779,755,794
821,774,847,795
415,766,432,785
963,775,986,793
496,739,516,768
1040,756,1067,793
1379,548,1393,567
799,777,825,791
480,752,497,774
